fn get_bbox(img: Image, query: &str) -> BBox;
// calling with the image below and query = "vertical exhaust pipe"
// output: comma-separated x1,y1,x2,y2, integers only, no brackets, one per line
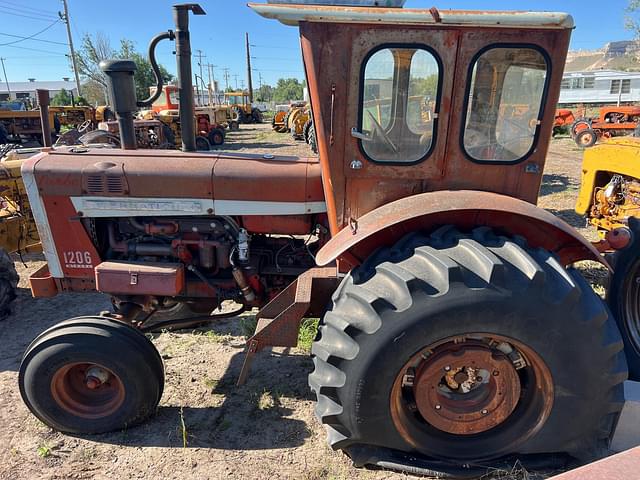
173,4,206,152
36,89,52,147
99,60,138,150
99,4,204,152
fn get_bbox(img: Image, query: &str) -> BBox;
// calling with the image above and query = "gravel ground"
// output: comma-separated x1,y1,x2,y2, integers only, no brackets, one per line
0,125,599,480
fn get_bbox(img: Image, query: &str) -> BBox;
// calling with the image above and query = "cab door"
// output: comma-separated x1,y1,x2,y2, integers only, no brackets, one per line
342,27,458,220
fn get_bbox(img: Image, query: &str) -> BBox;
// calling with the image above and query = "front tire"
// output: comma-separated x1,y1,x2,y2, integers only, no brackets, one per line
19,317,164,434
575,129,597,148
310,227,626,462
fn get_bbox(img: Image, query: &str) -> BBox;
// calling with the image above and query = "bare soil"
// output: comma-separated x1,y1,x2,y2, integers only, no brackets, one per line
0,125,593,480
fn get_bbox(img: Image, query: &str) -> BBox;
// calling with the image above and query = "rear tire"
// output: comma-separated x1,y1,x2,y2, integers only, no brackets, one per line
251,108,263,123
310,227,626,462
308,124,317,153
207,128,225,146
228,120,239,132
0,249,18,320
19,317,164,434
609,225,640,380
195,135,211,150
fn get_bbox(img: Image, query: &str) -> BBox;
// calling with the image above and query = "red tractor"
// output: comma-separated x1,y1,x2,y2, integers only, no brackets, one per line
553,108,576,136
17,2,633,474
572,106,640,148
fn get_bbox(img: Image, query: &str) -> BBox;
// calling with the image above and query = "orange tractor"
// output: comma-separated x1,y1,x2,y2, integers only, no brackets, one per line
16,2,634,474
572,105,640,147
553,108,576,136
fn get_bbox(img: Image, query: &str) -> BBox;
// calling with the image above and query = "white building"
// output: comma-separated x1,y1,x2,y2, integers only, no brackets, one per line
0,79,79,103
559,70,640,105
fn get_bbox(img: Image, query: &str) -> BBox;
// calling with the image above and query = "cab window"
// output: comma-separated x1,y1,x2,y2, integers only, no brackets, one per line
360,46,440,164
463,47,548,163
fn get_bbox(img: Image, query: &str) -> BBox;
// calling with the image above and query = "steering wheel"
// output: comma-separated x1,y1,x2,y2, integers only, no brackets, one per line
367,111,398,153
77,120,92,134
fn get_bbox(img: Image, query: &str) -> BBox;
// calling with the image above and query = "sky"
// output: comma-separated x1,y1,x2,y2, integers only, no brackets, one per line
0,0,635,87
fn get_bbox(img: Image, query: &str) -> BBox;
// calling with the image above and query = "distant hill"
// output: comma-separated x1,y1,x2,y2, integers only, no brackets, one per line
565,40,640,72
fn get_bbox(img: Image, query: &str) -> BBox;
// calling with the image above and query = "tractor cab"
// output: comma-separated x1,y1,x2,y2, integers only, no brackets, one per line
251,3,571,235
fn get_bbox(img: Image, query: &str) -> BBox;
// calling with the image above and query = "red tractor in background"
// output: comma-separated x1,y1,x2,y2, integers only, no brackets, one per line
16,2,636,475
553,108,576,136
572,105,640,147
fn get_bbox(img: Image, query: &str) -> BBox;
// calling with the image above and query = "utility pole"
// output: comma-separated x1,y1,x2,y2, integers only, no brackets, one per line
233,74,239,90
223,68,230,91
240,79,245,90
0,58,10,100
195,49,205,106
60,0,82,97
245,32,253,102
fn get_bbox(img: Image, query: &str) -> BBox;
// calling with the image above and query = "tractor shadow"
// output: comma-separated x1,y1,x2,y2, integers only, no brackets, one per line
0,289,111,372
90,346,314,450
539,174,571,196
88,316,313,450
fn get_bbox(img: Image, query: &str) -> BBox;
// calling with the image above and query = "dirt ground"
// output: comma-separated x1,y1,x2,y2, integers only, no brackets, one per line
0,125,595,480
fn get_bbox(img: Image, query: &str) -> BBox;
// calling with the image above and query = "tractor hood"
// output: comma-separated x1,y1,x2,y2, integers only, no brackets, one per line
22,148,325,218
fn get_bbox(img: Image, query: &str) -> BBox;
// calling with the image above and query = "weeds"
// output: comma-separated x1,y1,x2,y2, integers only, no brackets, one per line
258,390,276,410
240,315,258,338
36,443,52,458
179,407,188,448
297,318,319,353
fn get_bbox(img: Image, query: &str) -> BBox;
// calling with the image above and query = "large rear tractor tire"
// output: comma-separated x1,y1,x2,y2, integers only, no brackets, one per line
608,220,640,380
0,249,18,321
207,127,225,147
251,108,263,124
310,227,626,463
308,123,317,154
19,317,164,434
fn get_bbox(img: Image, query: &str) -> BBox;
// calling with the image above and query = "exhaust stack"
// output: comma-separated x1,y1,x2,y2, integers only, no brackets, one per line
99,3,205,152
173,3,206,152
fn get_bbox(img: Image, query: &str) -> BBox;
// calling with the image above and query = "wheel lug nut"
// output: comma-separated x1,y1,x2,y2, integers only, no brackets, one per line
492,370,499,376
481,409,488,415
476,376,483,382
444,366,451,372
435,404,441,410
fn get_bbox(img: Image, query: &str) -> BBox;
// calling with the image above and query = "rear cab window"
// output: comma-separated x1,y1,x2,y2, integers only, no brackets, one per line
462,46,549,163
359,45,441,164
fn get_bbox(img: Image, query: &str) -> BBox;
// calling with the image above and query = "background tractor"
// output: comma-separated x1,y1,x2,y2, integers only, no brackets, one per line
0,146,42,320
224,91,263,123
15,2,635,475
572,106,640,148
575,136,640,380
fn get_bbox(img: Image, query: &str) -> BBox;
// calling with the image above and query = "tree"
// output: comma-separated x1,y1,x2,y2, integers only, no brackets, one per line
272,78,305,103
256,84,273,102
51,88,72,106
81,79,108,105
74,32,173,105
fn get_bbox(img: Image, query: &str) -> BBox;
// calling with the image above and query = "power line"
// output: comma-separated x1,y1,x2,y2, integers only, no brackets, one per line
0,0,58,16
0,20,63,47
0,8,58,22
1,43,67,56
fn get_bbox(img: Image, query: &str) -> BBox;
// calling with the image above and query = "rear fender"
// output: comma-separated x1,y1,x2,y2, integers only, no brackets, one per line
316,190,608,270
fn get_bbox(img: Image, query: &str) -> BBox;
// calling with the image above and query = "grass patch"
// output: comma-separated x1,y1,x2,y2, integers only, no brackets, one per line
36,443,53,458
258,390,276,411
240,315,257,338
179,406,188,448
298,318,319,353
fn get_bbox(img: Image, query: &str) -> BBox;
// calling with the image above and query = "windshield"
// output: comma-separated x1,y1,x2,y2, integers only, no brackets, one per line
360,46,440,163
463,47,548,162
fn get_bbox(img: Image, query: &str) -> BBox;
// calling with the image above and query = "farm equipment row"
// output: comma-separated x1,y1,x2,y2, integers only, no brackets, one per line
8,2,640,478
272,102,317,152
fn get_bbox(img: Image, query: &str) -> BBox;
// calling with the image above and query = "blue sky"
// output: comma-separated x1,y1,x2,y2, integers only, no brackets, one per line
0,0,634,85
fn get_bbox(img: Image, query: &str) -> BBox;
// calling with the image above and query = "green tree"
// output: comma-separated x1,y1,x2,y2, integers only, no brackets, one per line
74,32,173,104
272,78,305,103
256,84,273,102
51,88,72,106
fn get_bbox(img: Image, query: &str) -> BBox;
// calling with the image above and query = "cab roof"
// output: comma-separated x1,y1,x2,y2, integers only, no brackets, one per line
248,3,574,29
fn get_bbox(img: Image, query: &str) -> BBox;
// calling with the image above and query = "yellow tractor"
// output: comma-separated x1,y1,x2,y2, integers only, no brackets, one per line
576,136,640,378
224,91,263,123
0,146,42,319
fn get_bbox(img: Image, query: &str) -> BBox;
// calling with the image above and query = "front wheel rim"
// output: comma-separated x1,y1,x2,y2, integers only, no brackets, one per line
51,362,125,419
390,334,553,453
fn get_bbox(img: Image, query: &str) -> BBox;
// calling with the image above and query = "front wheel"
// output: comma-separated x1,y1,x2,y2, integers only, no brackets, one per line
19,317,164,434
310,227,626,462
207,128,225,146
575,129,597,148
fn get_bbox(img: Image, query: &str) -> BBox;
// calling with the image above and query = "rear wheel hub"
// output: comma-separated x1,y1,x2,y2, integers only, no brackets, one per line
413,342,521,435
